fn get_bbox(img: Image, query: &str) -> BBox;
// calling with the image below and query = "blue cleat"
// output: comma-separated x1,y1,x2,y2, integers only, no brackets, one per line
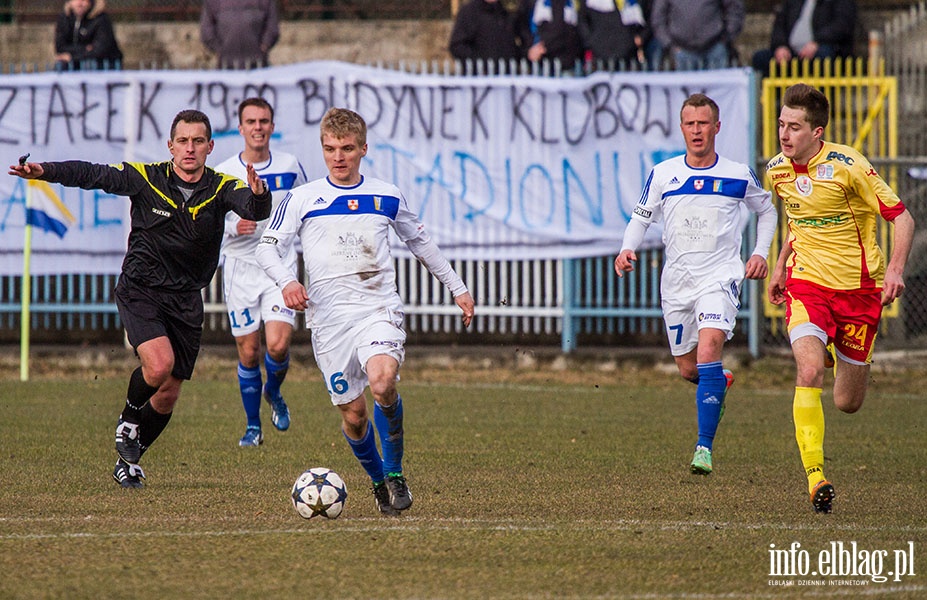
264,387,290,431
238,426,263,447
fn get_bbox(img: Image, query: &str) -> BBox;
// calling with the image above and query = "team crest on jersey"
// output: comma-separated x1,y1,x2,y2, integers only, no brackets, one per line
816,164,834,180
795,175,813,196
347,199,359,210
336,232,365,260
694,179,704,190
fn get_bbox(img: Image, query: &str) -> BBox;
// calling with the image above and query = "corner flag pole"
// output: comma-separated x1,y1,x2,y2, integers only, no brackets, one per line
20,184,33,382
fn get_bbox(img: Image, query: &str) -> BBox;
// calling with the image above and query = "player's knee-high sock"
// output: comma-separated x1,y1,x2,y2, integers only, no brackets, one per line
344,421,385,483
137,403,172,458
374,396,404,475
122,366,158,424
793,386,826,493
695,361,726,450
237,363,263,428
263,352,289,399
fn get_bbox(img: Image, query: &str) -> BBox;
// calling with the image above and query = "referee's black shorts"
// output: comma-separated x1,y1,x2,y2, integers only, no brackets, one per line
114,277,204,380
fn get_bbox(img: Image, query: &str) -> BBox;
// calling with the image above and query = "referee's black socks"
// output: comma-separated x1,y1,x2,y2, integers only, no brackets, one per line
122,366,158,423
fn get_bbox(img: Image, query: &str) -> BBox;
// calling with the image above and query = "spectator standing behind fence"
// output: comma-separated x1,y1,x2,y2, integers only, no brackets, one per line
650,0,744,70
449,0,526,63
751,0,857,78
518,0,584,70
577,0,649,68
200,0,280,69
54,0,123,71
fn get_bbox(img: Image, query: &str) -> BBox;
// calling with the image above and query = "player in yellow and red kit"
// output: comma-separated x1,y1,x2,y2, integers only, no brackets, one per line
766,83,915,514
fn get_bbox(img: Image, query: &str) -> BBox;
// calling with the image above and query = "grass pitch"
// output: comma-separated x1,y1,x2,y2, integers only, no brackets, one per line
1,348,925,599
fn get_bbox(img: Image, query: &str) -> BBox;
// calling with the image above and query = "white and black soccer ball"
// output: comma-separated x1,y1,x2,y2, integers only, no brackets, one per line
291,467,348,519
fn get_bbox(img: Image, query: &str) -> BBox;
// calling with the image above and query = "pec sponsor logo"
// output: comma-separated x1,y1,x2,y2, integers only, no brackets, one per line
151,207,171,218
826,151,854,165
633,206,652,218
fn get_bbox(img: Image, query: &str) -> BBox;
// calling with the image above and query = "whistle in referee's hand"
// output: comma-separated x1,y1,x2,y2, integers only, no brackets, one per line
18,153,30,166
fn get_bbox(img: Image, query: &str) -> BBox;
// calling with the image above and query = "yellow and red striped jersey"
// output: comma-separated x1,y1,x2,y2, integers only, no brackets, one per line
765,141,906,290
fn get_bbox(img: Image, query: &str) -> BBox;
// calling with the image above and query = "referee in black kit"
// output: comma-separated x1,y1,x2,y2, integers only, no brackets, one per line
9,109,271,488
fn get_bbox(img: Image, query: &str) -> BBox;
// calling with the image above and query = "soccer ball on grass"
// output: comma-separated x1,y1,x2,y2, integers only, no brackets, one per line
291,467,348,519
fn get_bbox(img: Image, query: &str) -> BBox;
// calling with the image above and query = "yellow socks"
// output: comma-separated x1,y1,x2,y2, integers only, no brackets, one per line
793,386,826,494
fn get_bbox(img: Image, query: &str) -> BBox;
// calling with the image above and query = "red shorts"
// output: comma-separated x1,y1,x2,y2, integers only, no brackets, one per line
785,279,881,364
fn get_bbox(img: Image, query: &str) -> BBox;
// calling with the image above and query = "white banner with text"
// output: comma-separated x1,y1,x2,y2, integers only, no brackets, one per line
0,62,754,275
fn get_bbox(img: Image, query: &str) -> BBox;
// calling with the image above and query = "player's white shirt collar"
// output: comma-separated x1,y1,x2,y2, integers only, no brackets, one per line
234,151,273,172
326,174,365,190
682,153,719,171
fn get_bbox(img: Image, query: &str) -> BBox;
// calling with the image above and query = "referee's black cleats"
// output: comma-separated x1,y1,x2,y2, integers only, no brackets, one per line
115,419,142,464
113,458,145,489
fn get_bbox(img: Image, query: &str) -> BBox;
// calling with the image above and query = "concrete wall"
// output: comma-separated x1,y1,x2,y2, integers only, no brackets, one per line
0,11,900,70
0,20,456,69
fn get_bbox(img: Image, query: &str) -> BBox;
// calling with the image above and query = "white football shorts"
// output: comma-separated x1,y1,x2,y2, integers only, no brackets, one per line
222,257,296,337
661,280,740,356
311,308,406,405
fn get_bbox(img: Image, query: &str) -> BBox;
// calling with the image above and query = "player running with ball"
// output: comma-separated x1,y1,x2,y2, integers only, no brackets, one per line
615,93,778,475
257,107,475,516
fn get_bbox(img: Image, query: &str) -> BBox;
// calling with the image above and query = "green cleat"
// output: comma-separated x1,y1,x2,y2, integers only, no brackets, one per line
690,445,713,475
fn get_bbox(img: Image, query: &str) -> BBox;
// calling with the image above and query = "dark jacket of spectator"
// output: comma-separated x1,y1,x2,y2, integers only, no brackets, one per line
200,0,280,69
578,0,647,65
54,0,123,70
449,0,525,62
518,0,584,68
767,0,856,58
651,0,744,54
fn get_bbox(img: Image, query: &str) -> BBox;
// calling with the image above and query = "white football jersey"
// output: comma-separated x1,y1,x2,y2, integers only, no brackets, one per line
257,175,467,328
631,154,775,297
216,150,308,267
